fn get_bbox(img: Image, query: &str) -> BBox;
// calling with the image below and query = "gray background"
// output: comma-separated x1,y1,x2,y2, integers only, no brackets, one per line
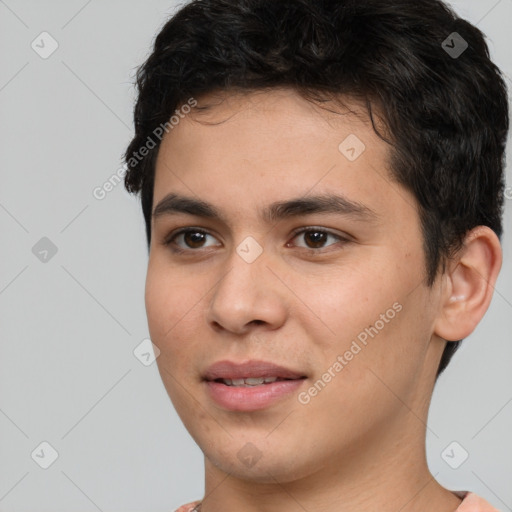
0,1,511,511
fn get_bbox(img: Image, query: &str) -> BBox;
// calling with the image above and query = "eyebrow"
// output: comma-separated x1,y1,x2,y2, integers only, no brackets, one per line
152,192,378,225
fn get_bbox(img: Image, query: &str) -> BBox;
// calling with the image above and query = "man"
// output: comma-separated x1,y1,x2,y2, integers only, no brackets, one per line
123,0,509,510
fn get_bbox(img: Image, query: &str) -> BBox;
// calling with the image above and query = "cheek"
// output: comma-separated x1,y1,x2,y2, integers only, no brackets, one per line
297,300,430,447
145,260,195,354
289,260,395,350
145,263,202,411
295,253,431,381
145,265,170,341
320,289,432,407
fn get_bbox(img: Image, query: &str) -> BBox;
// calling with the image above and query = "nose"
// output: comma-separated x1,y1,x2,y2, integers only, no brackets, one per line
206,243,288,336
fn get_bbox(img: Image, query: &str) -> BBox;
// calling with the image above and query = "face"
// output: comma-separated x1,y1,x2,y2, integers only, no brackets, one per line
146,88,445,484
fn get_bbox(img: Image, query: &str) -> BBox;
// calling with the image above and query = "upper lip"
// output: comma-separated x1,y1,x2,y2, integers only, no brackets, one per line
203,360,306,381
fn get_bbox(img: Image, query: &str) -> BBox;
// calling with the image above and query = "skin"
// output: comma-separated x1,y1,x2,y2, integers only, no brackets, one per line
145,88,502,511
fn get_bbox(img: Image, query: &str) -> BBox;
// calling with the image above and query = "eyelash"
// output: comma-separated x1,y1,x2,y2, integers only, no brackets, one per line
162,227,350,255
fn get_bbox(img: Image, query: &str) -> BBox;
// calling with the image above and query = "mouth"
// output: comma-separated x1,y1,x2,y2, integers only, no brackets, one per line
202,359,307,411
203,359,307,383
213,376,305,387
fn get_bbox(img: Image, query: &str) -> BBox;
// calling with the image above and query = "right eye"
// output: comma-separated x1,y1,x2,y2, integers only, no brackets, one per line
163,228,221,253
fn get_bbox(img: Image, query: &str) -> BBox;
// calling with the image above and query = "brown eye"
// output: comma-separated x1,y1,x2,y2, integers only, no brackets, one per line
289,228,348,251
302,231,328,249
164,228,220,252
182,231,208,248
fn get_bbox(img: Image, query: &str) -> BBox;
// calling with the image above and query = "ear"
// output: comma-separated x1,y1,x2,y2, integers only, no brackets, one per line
434,226,502,341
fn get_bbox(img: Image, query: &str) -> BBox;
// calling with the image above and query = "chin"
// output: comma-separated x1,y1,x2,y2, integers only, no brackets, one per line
203,441,319,484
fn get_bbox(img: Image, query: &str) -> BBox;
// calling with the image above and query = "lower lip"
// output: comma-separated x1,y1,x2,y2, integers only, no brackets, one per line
204,379,306,411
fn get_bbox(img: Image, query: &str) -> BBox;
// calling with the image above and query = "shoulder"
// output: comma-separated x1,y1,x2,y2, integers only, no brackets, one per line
456,491,500,511
174,500,201,512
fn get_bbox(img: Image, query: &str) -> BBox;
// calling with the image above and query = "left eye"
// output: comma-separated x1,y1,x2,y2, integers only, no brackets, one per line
288,228,346,250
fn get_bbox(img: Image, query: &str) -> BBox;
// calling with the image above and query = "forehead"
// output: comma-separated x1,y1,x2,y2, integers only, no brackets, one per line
158,88,387,158
152,88,416,225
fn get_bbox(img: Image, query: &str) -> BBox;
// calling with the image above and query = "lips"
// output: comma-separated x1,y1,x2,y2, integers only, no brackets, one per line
203,359,306,383
203,360,307,411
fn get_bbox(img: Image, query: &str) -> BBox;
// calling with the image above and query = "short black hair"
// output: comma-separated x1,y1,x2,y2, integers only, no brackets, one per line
123,0,509,377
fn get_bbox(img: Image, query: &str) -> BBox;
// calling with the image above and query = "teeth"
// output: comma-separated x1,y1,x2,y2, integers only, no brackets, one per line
220,376,281,386
245,377,265,385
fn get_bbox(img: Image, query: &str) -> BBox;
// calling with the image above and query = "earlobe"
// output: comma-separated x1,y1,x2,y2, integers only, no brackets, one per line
434,226,502,342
